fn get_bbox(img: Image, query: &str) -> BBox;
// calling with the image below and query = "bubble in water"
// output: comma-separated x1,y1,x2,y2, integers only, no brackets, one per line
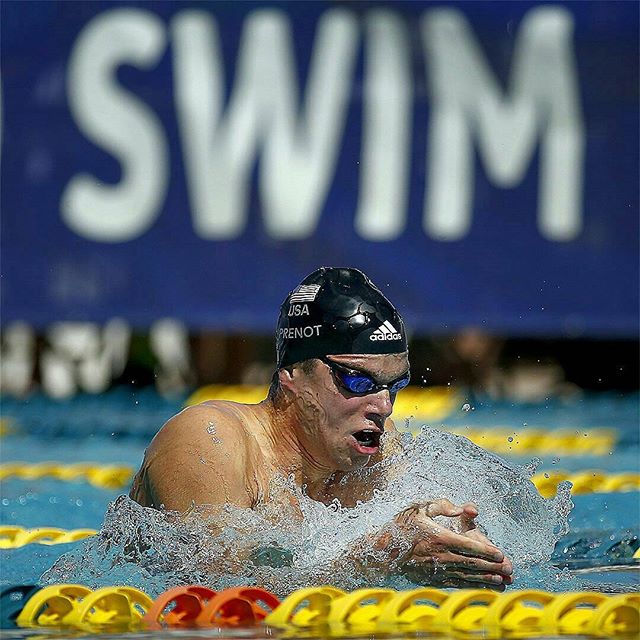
461,403,471,412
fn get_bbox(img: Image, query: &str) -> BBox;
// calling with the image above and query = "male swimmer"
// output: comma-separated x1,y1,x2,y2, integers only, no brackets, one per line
131,267,513,589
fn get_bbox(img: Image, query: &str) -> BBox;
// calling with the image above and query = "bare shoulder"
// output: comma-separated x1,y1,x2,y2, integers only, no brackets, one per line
151,401,248,454
130,401,259,511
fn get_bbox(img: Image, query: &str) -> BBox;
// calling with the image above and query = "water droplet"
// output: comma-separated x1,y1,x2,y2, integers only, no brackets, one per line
507,436,514,443
462,403,471,412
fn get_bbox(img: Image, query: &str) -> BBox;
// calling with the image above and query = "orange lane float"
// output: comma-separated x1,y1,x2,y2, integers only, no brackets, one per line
195,586,281,626
144,585,217,628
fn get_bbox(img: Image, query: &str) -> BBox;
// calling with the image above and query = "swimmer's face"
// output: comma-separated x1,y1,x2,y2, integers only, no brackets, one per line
286,352,410,472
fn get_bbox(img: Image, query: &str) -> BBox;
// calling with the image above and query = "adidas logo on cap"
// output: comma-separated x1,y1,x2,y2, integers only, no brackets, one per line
369,320,402,341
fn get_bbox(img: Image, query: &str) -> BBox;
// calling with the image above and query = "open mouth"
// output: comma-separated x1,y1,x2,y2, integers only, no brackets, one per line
350,429,382,454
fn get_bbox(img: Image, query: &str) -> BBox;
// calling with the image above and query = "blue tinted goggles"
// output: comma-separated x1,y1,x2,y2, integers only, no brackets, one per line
320,357,410,396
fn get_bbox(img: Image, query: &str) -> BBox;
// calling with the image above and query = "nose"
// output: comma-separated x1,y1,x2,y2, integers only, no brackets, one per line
369,387,394,418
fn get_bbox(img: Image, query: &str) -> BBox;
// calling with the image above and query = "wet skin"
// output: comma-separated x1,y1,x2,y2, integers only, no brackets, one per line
130,352,513,589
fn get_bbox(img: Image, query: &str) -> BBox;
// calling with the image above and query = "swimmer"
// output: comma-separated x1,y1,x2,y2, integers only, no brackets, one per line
130,267,513,589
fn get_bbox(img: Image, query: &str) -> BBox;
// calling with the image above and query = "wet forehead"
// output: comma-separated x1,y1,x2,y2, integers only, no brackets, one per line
327,352,410,381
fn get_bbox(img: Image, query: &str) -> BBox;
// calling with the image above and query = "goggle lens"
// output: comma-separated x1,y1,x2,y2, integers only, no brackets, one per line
322,358,410,395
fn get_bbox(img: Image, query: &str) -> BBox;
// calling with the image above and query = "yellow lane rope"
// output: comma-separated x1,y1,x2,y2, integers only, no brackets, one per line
0,417,16,437
0,526,97,548
187,384,462,422
0,462,132,489
187,385,619,454
533,470,640,498
1,462,638,496
431,426,618,455
8,584,640,636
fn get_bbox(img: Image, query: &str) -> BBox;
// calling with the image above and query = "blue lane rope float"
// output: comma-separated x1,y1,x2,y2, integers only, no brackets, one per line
5,585,639,636
0,585,40,628
552,530,639,569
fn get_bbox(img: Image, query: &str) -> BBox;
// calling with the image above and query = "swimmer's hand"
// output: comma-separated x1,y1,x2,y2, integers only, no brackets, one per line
389,499,513,590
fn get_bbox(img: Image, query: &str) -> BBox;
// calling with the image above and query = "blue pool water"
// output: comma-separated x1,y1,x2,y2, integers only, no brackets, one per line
1,388,639,596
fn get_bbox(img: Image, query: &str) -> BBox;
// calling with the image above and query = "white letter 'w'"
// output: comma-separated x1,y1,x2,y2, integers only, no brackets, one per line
172,10,358,239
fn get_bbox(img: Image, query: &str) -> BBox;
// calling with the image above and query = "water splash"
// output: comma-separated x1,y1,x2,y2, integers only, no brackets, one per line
42,426,575,597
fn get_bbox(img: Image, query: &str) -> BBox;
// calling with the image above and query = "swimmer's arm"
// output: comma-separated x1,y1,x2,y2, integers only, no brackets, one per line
129,404,254,513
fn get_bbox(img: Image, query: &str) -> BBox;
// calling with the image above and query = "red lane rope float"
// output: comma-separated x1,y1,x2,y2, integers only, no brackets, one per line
195,586,281,626
144,585,216,628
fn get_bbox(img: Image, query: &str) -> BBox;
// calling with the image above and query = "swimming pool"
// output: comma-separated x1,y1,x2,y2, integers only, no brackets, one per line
1,387,638,636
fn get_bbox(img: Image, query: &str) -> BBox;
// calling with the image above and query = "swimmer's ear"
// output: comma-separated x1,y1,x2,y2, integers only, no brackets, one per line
278,367,297,393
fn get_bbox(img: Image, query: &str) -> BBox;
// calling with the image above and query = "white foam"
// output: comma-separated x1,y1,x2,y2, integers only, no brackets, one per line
42,426,576,596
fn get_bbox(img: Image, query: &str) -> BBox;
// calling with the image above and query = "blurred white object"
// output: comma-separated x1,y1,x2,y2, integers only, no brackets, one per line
487,362,580,403
0,322,36,397
41,319,131,397
40,349,76,399
150,318,194,395
78,319,131,392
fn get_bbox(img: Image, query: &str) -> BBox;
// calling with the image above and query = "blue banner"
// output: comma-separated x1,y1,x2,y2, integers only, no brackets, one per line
1,1,638,336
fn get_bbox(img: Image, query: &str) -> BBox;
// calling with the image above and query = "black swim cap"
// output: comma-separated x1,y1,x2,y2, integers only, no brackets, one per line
276,267,407,368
